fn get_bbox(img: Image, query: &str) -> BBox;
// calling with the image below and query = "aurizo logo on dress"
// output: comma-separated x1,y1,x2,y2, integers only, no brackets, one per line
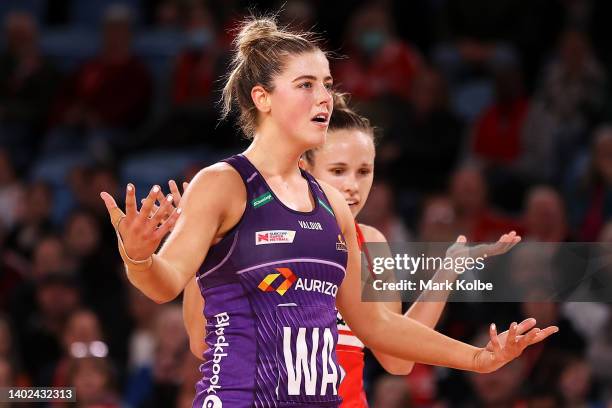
257,268,339,297
258,268,297,295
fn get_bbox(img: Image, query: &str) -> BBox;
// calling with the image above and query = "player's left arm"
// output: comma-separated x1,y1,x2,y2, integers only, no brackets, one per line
183,277,207,360
320,180,556,373
357,224,415,374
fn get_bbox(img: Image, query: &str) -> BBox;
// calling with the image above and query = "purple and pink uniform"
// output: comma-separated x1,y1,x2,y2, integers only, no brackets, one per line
193,154,348,408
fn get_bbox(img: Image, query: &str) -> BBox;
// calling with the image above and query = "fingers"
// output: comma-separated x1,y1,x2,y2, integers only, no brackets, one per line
515,318,537,335
489,323,503,354
140,185,160,219
517,327,542,349
169,180,181,202
484,231,521,256
100,191,125,229
125,184,137,217
499,231,521,252
525,326,559,345
151,194,174,226
509,321,518,343
153,207,182,240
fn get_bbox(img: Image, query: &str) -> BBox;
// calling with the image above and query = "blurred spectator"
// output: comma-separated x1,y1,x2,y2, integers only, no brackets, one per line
63,209,124,315
567,126,612,241
523,186,569,242
16,272,81,385
4,181,55,259
0,357,12,388
382,68,464,194
540,30,607,125
62,208,129,375
176,353,203,408
48,4,152,156
523,30,608,183
521,294,586,355
147,1,231,150
68,356,120,407
589,305,612,400
558,355,603,407
0,314,28,386
465,329,529,407
370,374,412,408
277,0,316,33
138,304,189,408
518,292,587,396
0,222,27,311
0,149,24,230
123,287,160,408
524,388,562,408
146,0,180,29
470,65,528,167
51,309,105,388
449,166,521,242
0,11,60,169
432,0,523,120
68,165,120,223
32,234,71,279
333,3,423,102
357,179,412,242
171,1,218,107
417,195,456,242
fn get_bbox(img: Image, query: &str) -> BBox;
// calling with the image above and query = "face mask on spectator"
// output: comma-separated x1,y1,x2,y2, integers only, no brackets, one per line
358,30,386,55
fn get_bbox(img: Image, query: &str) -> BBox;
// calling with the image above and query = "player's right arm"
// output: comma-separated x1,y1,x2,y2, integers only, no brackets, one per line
100,163,245,303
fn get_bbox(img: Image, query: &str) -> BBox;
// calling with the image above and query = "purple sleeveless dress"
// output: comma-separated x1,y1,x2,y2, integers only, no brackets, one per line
193,154,348,408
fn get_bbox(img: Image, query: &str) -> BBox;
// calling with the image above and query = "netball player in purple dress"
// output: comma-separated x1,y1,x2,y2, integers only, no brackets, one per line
100,17,558,408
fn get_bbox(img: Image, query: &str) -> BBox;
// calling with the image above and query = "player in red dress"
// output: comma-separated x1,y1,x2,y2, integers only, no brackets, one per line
300,92,527,407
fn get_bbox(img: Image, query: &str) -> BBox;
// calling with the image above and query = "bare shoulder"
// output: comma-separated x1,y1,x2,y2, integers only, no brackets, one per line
315,179,353,232
182,162,246,226
186,162,245,202
357,224,388,243
189,162,243,191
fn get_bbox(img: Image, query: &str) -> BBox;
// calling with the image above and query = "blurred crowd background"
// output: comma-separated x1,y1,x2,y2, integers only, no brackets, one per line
1,0,612,407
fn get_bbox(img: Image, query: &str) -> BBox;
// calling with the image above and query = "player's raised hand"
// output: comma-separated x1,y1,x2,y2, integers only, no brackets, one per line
474,320,558,373
444,231,521,268
141,180,189,222
100,184,181,262
471,231,522,258
485,318,535,352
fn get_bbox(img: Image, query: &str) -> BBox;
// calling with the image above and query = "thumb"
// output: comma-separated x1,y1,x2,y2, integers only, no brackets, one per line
100,191,118,210
100,191,125,228
183,182,189,191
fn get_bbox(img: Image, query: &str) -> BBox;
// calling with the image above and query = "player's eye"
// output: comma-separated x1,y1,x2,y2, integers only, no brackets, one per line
299,82,313,89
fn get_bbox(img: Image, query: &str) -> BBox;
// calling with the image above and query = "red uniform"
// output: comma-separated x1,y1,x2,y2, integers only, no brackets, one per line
337,222,374,407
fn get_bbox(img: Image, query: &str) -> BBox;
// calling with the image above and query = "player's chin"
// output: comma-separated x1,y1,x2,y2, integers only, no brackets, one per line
348,202,362,218
302,126,328,148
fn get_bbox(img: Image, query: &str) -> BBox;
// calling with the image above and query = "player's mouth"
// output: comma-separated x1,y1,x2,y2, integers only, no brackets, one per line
347,199,359,208
311,112,329,127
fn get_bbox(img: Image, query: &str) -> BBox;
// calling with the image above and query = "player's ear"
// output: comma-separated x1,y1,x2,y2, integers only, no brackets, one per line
252,85,271,113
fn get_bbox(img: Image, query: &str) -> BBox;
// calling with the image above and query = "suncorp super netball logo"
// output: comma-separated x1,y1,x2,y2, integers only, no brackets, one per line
257,268,339,297
258,268,297,295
